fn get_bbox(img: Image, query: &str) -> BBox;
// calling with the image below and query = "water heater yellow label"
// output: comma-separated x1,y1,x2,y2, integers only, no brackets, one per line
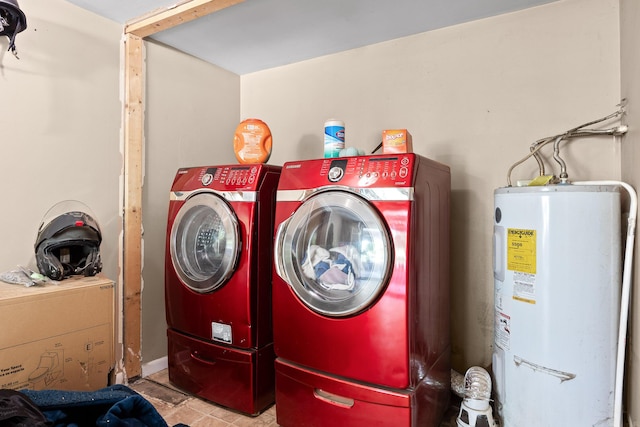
507,228,536,274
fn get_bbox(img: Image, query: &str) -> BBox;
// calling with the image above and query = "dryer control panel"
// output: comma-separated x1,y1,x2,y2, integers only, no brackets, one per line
317,154,415,188
278,153,448,191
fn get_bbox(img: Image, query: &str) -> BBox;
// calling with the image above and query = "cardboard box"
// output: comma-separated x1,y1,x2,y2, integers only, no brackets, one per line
382,129,413,154
0,275,115,391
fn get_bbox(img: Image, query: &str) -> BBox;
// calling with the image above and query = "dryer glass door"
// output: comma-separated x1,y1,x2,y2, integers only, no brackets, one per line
170,193,240,293
277,190,392,316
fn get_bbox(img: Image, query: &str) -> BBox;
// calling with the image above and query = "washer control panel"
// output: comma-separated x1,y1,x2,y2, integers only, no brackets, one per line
199,165,260,189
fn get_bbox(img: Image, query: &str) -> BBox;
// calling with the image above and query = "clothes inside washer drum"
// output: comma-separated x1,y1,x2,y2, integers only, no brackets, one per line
301,245,360,291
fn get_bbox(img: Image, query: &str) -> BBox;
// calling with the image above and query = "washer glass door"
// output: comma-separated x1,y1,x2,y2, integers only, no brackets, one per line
170,193,240,293
277,190,392,316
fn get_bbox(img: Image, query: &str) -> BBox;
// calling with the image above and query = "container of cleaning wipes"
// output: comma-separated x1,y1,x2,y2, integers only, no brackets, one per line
324,119,345,158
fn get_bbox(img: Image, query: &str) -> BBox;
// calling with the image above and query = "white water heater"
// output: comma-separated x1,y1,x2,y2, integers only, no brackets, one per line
492,184,621,427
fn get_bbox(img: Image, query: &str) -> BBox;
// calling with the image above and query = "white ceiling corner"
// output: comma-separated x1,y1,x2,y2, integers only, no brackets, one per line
64,0,558,75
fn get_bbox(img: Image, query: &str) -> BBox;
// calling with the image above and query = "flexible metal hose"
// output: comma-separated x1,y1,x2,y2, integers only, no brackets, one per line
507,109,626,186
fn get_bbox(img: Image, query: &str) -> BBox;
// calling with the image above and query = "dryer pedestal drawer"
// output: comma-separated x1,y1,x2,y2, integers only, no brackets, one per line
275,358,418,427
167,328,275,415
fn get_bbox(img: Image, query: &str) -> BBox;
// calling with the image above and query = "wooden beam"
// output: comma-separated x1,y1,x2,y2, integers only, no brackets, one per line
120,0,241,382
125,0,244,38
122,33,144,380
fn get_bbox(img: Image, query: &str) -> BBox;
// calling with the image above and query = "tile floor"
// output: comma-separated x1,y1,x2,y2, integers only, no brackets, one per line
129,369,461,427
129,369,278,426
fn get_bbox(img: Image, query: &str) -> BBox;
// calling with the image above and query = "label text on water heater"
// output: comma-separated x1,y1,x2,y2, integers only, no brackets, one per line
507,228,536,274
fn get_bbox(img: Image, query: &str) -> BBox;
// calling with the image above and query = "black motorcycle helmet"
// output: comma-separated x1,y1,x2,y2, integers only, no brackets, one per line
0,0,26,55
35,210,103,280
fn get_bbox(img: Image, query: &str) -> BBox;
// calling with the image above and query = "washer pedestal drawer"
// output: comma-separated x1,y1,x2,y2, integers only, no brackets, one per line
167,328,275,415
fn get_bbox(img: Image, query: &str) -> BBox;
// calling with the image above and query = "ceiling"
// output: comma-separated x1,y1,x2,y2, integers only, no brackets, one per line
64,0,557,75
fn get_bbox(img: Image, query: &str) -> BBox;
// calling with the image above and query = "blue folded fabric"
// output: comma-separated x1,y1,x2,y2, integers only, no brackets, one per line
19,385,186,427
97,394,165,426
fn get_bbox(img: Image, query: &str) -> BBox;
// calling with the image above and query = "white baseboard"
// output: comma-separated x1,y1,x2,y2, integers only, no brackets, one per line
141,356,168,378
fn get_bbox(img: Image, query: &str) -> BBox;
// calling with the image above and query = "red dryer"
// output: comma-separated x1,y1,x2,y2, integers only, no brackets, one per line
165,164,281,415
272,154,451,426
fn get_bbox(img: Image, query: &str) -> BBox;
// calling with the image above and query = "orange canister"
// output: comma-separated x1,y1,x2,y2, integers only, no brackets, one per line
233,118,272,164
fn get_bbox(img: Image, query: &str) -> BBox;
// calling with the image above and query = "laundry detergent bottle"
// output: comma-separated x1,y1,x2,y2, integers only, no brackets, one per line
233,118,272,164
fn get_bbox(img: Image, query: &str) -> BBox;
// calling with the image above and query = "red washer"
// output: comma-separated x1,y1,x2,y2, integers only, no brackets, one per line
165,164,280,415
272,154,451,426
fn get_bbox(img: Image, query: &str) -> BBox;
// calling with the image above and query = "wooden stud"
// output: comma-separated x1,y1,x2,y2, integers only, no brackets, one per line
120,0,241,382
123,32,144,380
126,0,244,38
113,1,640,409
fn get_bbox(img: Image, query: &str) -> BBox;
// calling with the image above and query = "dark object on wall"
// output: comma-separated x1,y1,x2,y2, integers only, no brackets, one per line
0,0,26,57
35,209,103,281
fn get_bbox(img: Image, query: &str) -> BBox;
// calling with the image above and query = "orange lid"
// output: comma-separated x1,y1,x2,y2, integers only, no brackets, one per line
233,118,272,164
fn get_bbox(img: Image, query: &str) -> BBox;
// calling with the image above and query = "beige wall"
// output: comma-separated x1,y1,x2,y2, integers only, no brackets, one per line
142,42,240,362
0,2,121,285
620,0,639,424
4,1,636,422
0,0,124,378
242,0,622,370
0,0,240,372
